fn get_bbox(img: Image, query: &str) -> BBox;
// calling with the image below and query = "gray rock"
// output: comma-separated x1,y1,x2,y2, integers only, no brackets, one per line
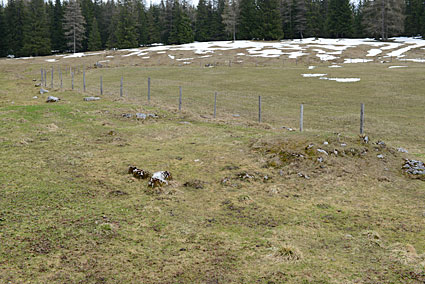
40,88,49,94
323,141,329,145
46,96,59,103
136,113,158,120
402,159,425,178
122,113,132,118
282,126,295,131
317,149,328,155
397,147,408,153
35,83,41,87
232,114,240,118
298,172,310,179
377,154,384,159
83,96,101,101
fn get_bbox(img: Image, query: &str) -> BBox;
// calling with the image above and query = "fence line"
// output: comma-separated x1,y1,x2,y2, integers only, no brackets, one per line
39,64,373,134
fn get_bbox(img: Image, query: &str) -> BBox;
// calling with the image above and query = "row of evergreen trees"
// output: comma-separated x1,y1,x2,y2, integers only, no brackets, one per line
0,0,424,58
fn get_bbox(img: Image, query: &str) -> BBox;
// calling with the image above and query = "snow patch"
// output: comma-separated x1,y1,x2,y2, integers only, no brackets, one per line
322,77,361,82
344,58,373,63
168,54,175,60
302,73,327,77
45,59,57,62
367,48,382,57
308,66,316,70
176,58,194,61
328,65,342,68
388,65,408,68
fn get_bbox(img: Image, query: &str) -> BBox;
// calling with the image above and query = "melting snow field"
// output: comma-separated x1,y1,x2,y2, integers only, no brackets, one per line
302,73,327,77
389,66,408,69
26,37,425,65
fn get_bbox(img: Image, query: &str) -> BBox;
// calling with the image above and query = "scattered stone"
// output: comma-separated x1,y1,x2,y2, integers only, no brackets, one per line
128,166,151,179
333,149,339,156
122,113,132,118
35,83,41,87
298,172,310,179
232,114,240,118
221,177,231,185
46,96,59,103
148,171,172,188
263,175,271,182
183,180,205,189
377,154,384,159
360,135,369,144
323,141,329,145
402,159,425,179
397,147,408,153
40,88,49,94
317,149,328,155
376,140,386,147
306,143,314,150
282,126,295,131
94,62,103,68
136,113,158,120
340,143,347,147
317,157,324,163
33,96,38,99
237,172,255,181
84,96,101,101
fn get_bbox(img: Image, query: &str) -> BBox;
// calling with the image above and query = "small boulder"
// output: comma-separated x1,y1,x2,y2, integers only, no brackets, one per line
83,97,101,101
148,171,172,188
46,96,59,103
40,88,49,94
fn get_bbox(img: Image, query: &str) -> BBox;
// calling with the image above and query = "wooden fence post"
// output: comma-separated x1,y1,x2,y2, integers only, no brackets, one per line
148,77,151,102
71,70,74,90
214,92,217,118
51,67,53,88
179,86,182,111
83,70,86,92
41,68,43,84
300,104,304,132
258,96,262,123
44,69,47,87
60,68,62,89
120,76,123,97
360,103,365,134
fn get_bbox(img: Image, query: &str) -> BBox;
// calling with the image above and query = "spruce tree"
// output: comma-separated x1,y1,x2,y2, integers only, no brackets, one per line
258,0,283,40
363,0,404,40
51,0,66,52
238,0,259,39
113,0,138,48
404,0,422,36
326,0,353,37
306,0,323,38
5,0,26,56
146,5,161,44
21,0,51,56
135,0,148,46
63,0,86,53
293,0,307,39
0,5,7,57
88,17,101,50
195,0,211,41
169,0,194,44
353,0,365,38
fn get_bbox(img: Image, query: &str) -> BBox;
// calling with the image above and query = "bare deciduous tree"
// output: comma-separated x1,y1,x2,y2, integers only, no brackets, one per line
63,0,86,53
222,0,239,41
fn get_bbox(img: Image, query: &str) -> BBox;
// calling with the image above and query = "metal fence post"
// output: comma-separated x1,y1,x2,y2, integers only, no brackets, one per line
360,103,365,134
148,77,151,102
179,86,182,111
300,104,304,132
214,92,217,118
258,96,262,123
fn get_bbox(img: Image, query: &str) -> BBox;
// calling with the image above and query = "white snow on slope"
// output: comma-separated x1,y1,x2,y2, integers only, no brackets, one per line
344,58,373,63
302,73,327,77
388,66,408,68
367,49,382,56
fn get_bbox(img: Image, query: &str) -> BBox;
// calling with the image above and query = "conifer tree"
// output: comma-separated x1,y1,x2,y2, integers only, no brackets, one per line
258,0,283,40
353,0,365,37
169,0,194,44
306,0,323,38
134,0,148,46
404,0,423,36
238,0,259,39
51,0,66,52
293,0,307,39
326,0,353,37
112,0,138,48
0,5,7,57
63,0,86,53
21,0,51,56
88,17,101,50
195,0,211,41
5,0,26,56
363,0,404,40
146,5,162,44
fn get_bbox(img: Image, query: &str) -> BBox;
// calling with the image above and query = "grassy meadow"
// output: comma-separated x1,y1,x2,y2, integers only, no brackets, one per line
0,51,424,283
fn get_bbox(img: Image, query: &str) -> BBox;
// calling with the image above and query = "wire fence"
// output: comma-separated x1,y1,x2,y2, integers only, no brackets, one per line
38,63,387,136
